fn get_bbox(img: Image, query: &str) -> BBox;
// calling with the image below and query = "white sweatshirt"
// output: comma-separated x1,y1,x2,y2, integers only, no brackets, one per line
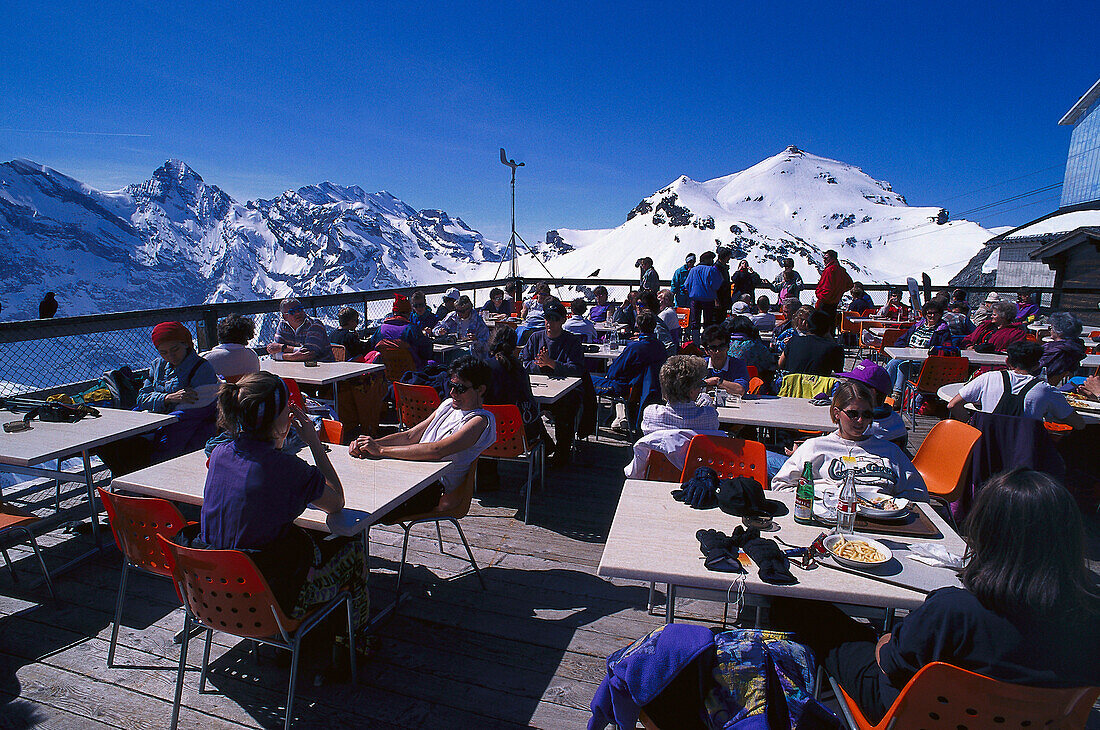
771,431,927,502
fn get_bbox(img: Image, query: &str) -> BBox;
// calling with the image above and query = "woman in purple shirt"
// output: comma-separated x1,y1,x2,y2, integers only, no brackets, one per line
199,372,370,662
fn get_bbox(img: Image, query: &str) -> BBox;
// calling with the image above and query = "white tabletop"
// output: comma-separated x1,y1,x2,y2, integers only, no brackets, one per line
850,318,914,326
717,396,837,432
529,375,581,404
112,448,451,537
598,482,965,611
886,347,1100,368
593,322,616,333
1027,323,1051,332
432,342,472,354
0,408,177,467
584,344,624,361
260,358,384,386
937,382,965,402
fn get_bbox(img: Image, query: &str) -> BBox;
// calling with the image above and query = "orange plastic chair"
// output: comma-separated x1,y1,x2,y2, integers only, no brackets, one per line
679,434,769,488
830,661,1099,730
910,419,982,505
282,377,305,409
158,536,357,730
747,377,765,395
675,307,690,328
481,405,544,524
99,488,193,667
0,503,55,601
381,462,484,610
393,381,441,429
372,339,417,382
902,356,971,426
319,418,345,445
642,450,682,482
868,326,907,360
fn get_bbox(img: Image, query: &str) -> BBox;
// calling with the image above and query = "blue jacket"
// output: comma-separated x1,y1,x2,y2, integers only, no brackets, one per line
671,264,694,307
520,329,586,377
137,351,219,414
686,264,722,301
603,334,668,397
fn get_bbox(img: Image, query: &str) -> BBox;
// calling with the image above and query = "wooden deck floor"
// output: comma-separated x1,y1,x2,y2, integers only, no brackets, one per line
0,409,1054,730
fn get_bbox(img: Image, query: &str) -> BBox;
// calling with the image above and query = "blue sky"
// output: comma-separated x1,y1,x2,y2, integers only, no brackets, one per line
3,1,1097,245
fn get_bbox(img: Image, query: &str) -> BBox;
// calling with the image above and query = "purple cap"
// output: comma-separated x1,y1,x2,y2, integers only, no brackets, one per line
836,358,891,395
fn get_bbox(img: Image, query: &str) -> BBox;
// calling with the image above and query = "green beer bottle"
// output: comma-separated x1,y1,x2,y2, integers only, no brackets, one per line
794,461,815,524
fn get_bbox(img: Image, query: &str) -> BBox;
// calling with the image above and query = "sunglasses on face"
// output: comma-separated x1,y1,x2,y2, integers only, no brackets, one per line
449,381,471,394
840,408,874,421
704,343,726,352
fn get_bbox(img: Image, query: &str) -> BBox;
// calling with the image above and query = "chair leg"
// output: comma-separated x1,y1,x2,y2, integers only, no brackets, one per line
394,525,413,606
22,529,55,602
108,560,131,666
1,547,15,581
435,521,444,553
170,614,192,730
345,595,358,687
451,519,485,590
198,628,213,693
523,468,533,525
285,637,301,730
647,581,656,612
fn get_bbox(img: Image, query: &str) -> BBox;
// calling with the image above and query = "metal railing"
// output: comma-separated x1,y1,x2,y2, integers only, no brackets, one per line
0,278,1096,398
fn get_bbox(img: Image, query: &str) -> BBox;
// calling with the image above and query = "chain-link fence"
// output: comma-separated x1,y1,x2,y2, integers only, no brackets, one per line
1,279,1095,399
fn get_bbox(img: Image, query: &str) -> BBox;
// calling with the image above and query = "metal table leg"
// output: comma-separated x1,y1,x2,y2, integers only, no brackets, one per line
665,584,677,624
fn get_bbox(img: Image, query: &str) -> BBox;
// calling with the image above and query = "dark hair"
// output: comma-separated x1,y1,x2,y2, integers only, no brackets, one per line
727,315,760,341
792,305,815,333
756,294,770,309
635,309,657,334
456,295,473,308
1006,341,1043,371
488,326,520,372
699,251,716,264
823,249,838,261
217,313,255,346
535,282,551,296
571,297,588,315
951,289,967,302
593,285,608,298
449,355,491,391
412,290,427,305
490,287,504,299
703,324,729,347
921,300,945,316
850,281,864,292
831,380,874,423
1017,288,1036,303
217,371,289,441
782,257,795,268
962,468,1098,617
338,307,360,328
807,309,832,336
636,290,658,313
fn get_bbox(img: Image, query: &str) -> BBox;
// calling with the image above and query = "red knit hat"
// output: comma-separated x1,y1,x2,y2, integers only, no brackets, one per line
393,294,412,315
151,321,191,347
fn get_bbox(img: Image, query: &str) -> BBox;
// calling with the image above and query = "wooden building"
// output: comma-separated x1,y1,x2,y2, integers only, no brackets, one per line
1030,224,1100,312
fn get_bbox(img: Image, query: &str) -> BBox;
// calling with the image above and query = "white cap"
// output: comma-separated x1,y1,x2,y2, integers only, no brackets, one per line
444,288,461,300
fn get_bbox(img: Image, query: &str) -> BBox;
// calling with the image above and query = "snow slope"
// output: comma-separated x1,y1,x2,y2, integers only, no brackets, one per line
506,146,993,287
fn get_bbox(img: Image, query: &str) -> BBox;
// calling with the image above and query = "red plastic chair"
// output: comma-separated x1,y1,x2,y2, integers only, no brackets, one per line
910,420,982,506
98,488,193,667
319,419,345,445
0,503,55,601
158,536,356,730
282,377,305,409
481,405,544,524
830,661,1099,730
642,451,682,482
679,434,769,488
745,365,758,379
902,356,971,426
393,381,441,429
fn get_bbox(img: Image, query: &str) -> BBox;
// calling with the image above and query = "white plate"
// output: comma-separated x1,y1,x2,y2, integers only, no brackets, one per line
823,534,892,568
856,489,910,519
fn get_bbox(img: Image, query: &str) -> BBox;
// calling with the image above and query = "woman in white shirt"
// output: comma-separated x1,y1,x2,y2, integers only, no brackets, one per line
771,381,927,502
349,356,497,519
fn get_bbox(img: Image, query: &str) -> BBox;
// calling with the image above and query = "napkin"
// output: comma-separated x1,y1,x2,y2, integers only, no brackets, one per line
906,544,965,569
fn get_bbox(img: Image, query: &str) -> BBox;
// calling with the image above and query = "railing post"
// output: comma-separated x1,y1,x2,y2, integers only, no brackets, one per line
199,308,218,351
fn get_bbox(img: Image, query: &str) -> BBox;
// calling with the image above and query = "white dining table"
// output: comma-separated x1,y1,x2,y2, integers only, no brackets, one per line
528,374,581,405
885,346,1100,368
260,358,385,418
717,396,837,432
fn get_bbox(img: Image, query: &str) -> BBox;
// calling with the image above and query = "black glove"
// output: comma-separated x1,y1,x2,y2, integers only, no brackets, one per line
672,467,719,509
740,533,797,585
696,529,744,573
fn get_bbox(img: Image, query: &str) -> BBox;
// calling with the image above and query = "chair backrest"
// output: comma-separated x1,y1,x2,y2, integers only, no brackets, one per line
747,377,765,395
745,365,758,379
879,328,908,350
393,381,441,429
431,460,479,519
373,339,418,382
675,307,690,328
873,662,1099,730
330,344,347,362
98,487,189,577
481,404,528,458
913,356,971,392
282,378,305,409
680,435,769,487
680,342,706,357
839,312,861,335
158,535,300,639
911,419,982,502
319,418,345,445
643,450,682,482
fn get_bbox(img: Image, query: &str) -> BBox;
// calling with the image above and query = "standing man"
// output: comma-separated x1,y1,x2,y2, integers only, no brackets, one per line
670,253,695,308
637,257,660,296
267,298,334,362
714,248,733,321
814,250,852,336
685,250,722,343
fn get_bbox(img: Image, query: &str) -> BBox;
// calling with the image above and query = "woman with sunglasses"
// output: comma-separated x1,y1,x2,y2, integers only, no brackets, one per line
348,356,496,521
771,381,927,502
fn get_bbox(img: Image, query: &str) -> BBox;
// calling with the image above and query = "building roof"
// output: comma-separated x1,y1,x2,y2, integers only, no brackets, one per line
1059,78,1100,126
1029,226,1100,262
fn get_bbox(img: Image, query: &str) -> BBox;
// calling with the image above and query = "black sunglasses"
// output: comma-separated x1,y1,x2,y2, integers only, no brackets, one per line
449,381,471,394
704,343,727,352
840,408,874,420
